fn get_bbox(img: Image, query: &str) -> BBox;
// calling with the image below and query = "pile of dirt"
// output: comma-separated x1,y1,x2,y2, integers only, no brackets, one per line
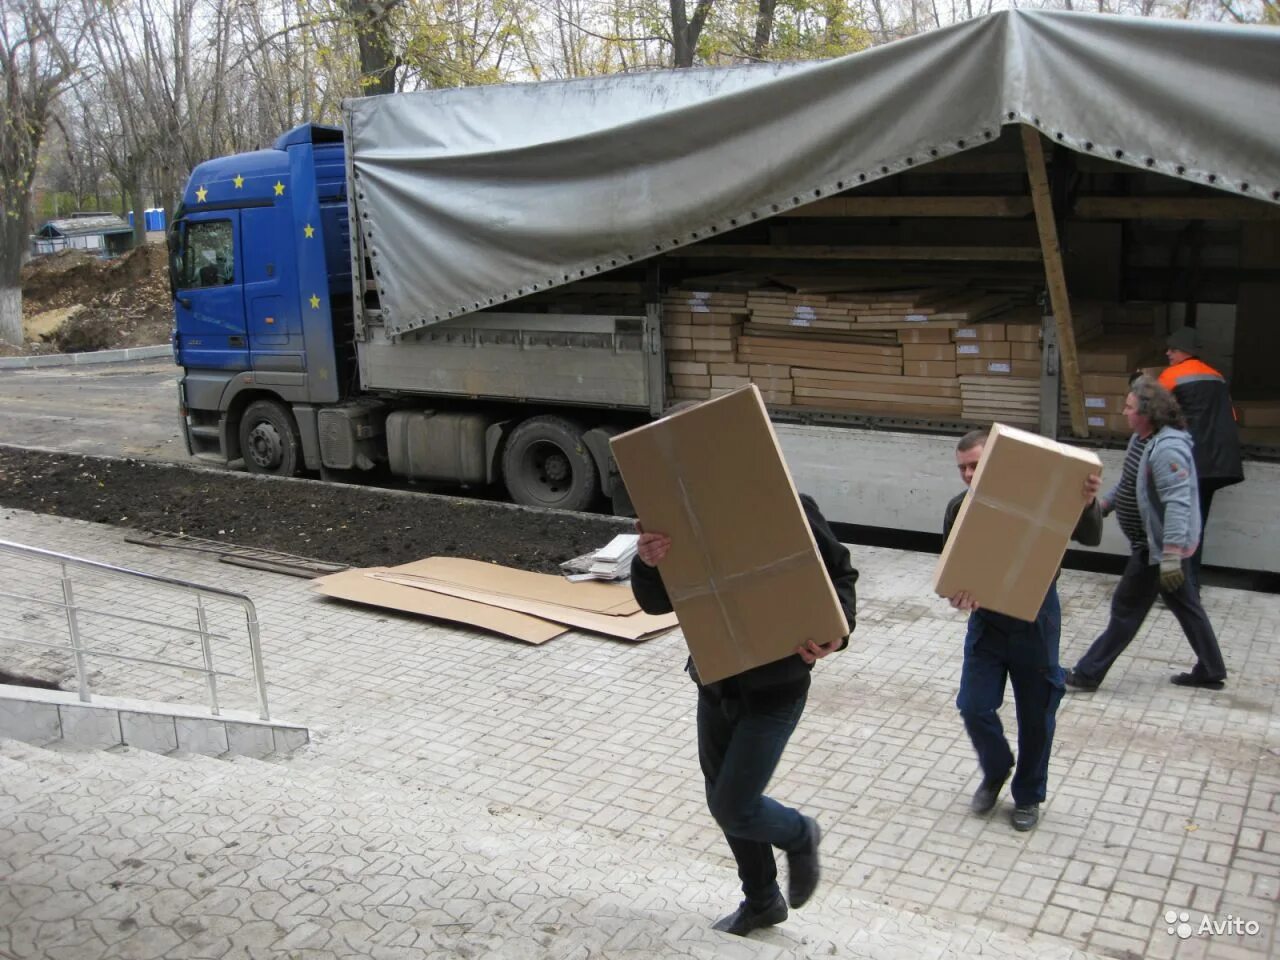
6,244,172,356
0,446,631,573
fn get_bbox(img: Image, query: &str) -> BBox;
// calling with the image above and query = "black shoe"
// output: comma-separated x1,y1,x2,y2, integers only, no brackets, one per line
1171,672,1225,689
1011,804,1040,832
711,894,788,936
970,772,1010,815
1064,669,1099,691
786,815,821,909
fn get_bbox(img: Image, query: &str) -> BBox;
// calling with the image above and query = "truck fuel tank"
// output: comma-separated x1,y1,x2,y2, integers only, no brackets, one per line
386,410,492,484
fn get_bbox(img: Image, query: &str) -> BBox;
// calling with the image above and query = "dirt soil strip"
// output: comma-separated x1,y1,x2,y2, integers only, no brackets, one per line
0,446,632,574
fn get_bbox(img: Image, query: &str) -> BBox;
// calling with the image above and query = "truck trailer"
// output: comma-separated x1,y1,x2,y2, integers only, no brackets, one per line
169,10,1280,573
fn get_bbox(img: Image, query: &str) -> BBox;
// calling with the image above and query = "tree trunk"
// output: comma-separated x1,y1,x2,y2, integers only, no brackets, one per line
669,0,713,68
131,181,147,248
0,286,21,347
669,0,691,67
349,0,400,95
752,0,777,59
0,170,31,345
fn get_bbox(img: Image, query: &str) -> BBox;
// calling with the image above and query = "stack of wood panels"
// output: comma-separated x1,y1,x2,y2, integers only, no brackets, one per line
793,369,962,417
1077,335,1162,375
1076,372,1133,435
745,291,855,334
959,376,1041,428
663,290,749,401
842,290,1012,328
663,283,1043,421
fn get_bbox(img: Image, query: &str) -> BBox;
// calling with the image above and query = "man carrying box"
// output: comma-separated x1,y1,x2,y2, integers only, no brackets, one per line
944,430,1102,832
629,494,857,937
1065,377,1228,692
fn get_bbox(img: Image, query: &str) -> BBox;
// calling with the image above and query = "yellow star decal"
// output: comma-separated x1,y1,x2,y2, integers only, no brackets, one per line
273,181,285,196
195,185,208,203
303,224,315,239
233,174,244,189
309,294,321,310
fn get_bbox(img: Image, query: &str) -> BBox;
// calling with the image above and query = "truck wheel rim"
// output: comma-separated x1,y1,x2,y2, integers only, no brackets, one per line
248,422,283,469
523,441,571,499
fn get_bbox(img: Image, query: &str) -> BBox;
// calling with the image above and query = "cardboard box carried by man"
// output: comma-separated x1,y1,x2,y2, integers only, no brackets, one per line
935,423,1103,621
609,385,848,683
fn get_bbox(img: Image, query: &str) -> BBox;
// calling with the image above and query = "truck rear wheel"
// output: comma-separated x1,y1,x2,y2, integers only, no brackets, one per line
502,415,598,512
239,399,302,477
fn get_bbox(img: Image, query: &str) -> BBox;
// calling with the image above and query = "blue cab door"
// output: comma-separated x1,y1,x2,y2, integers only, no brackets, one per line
241,205,304,371
173,212,248,369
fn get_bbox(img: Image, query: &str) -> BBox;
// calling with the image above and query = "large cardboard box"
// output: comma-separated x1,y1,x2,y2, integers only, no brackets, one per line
954,341,1012,360
610,385,848,683
904,359,958,378
935,423,1102,621
903,343,956,362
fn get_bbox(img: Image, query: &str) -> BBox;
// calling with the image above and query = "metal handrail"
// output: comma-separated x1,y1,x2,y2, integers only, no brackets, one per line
0,539,269,720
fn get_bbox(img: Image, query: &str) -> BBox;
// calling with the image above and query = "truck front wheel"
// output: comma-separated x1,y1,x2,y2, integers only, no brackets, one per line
502,415,598,512
239,399,302,477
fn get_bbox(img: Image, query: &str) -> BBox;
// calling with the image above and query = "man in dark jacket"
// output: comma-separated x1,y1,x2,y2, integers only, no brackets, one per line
944,430,1102,832
630,494,857,938
1158,327,1244,590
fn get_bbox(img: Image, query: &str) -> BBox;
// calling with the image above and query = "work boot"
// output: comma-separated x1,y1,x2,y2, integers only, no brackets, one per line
786,815,821,909
1171,672,1225,689
1064,669,1099,692
711,893,788,936
970,771,1010,815
1012,804,1040,832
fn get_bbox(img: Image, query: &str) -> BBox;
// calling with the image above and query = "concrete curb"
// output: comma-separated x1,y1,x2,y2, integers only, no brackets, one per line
0,343,172,370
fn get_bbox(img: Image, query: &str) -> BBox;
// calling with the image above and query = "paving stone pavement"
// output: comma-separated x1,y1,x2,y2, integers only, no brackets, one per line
0,506,1277,959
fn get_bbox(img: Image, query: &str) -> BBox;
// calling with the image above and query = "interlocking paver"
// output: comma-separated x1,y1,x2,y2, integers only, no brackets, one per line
0,506,1277,958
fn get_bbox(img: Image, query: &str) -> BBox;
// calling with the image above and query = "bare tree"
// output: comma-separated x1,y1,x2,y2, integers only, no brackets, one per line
349,0,405,93
670,0,713,66
752,0,777,57
47,100,107,211
0,0,89,345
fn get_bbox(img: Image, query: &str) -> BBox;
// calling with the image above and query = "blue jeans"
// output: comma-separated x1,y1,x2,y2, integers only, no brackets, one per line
696,681,809,906
956,585,1064,807
1073,547,1226,685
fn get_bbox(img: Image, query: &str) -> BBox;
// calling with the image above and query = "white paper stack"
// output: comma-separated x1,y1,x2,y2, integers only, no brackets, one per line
560,534,640,581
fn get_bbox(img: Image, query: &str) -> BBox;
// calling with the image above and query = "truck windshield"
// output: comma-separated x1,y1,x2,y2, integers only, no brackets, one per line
177,219,235,289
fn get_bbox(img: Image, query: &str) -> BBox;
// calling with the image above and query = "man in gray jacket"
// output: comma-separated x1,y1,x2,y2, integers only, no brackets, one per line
1066,377,1228,691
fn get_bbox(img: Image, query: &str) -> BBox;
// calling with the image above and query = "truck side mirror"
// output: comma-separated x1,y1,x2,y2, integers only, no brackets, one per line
167,222,185,298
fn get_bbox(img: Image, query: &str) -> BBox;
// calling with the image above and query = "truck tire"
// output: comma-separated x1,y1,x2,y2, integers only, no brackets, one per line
502,415,598,512
239,399,302,477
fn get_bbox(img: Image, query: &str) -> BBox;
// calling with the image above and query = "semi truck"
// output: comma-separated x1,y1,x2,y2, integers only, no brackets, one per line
169,10,1280,573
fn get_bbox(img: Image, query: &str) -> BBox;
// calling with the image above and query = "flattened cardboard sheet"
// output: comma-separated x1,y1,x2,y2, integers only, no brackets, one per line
312,567,567,644
934,423,1102,621
391,557,641,616
609,384,847,684
371,573,678,641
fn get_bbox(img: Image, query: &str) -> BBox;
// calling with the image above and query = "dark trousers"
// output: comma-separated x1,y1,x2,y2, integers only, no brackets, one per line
697,682,809,906
1073,547,1226,685
1188,483,1217,593
956,585,1064,807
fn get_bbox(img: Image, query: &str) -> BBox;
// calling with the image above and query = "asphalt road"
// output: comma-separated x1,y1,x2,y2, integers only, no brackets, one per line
0,360,188,462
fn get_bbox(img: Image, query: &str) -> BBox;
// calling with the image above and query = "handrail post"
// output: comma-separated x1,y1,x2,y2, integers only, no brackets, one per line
60,563,91,703
196,596,220,717
244,604,270,721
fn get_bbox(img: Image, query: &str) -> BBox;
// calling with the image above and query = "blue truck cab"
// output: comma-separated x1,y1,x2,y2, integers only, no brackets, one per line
169,124,353,474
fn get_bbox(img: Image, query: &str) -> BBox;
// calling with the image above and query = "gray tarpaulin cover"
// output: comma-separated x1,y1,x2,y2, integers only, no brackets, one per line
343,9,1280,336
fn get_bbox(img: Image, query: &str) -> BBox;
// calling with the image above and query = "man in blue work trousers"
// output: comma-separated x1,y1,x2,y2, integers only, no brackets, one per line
943,429,1102,831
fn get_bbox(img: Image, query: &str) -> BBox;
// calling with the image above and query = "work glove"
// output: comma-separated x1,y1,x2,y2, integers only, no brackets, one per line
1159,555,1185,593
